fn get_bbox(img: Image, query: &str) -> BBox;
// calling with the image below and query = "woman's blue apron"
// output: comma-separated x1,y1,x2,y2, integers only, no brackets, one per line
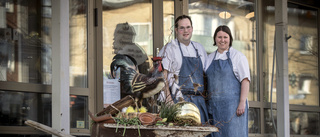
171,41,209,125
206,50,248,137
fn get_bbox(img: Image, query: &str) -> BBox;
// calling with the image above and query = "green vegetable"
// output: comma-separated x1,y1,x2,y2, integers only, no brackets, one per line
114,115,141,136
159,102,178,122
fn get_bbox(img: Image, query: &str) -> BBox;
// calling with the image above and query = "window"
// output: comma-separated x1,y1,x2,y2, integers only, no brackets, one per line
298,75,312,95
132,23,152,55
263,0,319,135
300,35,314,55
287,3,318,106
70,0,88,88
189,0,258,101
102,0,153,101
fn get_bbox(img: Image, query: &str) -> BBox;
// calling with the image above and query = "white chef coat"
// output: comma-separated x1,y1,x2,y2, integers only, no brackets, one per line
157,39,207,101
204,47,251,82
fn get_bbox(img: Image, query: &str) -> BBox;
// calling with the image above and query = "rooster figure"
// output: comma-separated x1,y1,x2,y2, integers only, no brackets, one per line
110,54,165,111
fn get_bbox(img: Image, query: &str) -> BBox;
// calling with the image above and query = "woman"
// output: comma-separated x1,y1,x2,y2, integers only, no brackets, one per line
205,25,250,137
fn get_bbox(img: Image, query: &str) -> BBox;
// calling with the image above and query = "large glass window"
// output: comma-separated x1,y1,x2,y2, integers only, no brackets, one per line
70,95,88,129
102,0,153,105
263,1,319,106
0,0,88,87
248,108,260,133
0,0,51,84
0,0,90,132
70,0,88,88
163,0,174,46
0,0,87,87
261,0,275,103
69,0,89,129
0,91,51,126
262,0,320,136
188,0,258,102
264,109,320,135
287,3,318,106
0,91,89,129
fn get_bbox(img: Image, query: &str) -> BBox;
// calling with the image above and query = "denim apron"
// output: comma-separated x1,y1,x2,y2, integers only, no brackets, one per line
206,50,248,137
173,41,209,125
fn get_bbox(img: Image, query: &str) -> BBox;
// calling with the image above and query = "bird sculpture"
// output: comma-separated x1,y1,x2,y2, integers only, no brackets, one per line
110,54,165,111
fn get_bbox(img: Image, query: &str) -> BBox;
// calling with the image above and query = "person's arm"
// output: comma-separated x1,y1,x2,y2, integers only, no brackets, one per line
237,78,249,116
163,70,174,104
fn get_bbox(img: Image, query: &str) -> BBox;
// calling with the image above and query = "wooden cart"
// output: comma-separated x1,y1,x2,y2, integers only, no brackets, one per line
91,122,218,137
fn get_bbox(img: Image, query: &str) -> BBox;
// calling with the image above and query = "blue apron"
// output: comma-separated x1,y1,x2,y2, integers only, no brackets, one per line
206,50,248,137
173,41,209,125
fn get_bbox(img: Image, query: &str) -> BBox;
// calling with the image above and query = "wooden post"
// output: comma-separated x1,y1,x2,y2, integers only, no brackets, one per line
52,0,70,136
275,0,290,137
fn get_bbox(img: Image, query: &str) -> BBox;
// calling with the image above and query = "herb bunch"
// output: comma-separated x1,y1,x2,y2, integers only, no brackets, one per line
114,116,141,136
159,102,179,123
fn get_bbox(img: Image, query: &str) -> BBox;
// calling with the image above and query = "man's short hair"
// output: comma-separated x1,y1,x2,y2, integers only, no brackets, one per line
174,15,193,28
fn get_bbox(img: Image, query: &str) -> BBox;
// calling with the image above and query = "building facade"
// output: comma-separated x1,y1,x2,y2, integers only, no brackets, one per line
0,0,319,136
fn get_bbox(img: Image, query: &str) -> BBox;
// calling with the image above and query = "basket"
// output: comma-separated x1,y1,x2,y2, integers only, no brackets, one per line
138,112,156,125
96,95,135,116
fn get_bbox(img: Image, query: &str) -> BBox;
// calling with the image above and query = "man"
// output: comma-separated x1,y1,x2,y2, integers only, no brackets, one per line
158,15,209,125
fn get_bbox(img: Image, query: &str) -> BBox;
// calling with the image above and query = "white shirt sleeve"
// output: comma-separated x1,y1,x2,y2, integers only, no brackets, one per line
204,47,250,82
158,39,181,87
230,48,251,82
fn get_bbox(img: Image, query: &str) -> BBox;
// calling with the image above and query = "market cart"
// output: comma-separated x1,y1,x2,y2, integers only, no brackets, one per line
91,122,218,137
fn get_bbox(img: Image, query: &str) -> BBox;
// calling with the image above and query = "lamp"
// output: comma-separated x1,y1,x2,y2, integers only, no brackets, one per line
219,11,231,19
244,4,255,19
245,11,254,19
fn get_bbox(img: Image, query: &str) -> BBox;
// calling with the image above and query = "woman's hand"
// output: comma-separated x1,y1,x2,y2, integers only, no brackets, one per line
237,78,250,116
236,101,246,116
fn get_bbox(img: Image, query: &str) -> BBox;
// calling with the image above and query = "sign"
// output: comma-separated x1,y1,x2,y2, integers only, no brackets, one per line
103,77,121,106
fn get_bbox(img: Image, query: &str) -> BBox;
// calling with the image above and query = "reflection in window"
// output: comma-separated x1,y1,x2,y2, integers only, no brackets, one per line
298,75,312,95
262,0,276,103
163,0,174,46
132,23,152,55
0,91,52,127
0,134,51,137
265,109,320,135
70,95,88,129
248,108,260,133
0,0,52,84
289,74,314,101
287,3,318,106
264,109,277,134
0,91,89,129
69,0,88,88
263,1,319,106
290,111,319,135
102,0,153,99
300,35,314,55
